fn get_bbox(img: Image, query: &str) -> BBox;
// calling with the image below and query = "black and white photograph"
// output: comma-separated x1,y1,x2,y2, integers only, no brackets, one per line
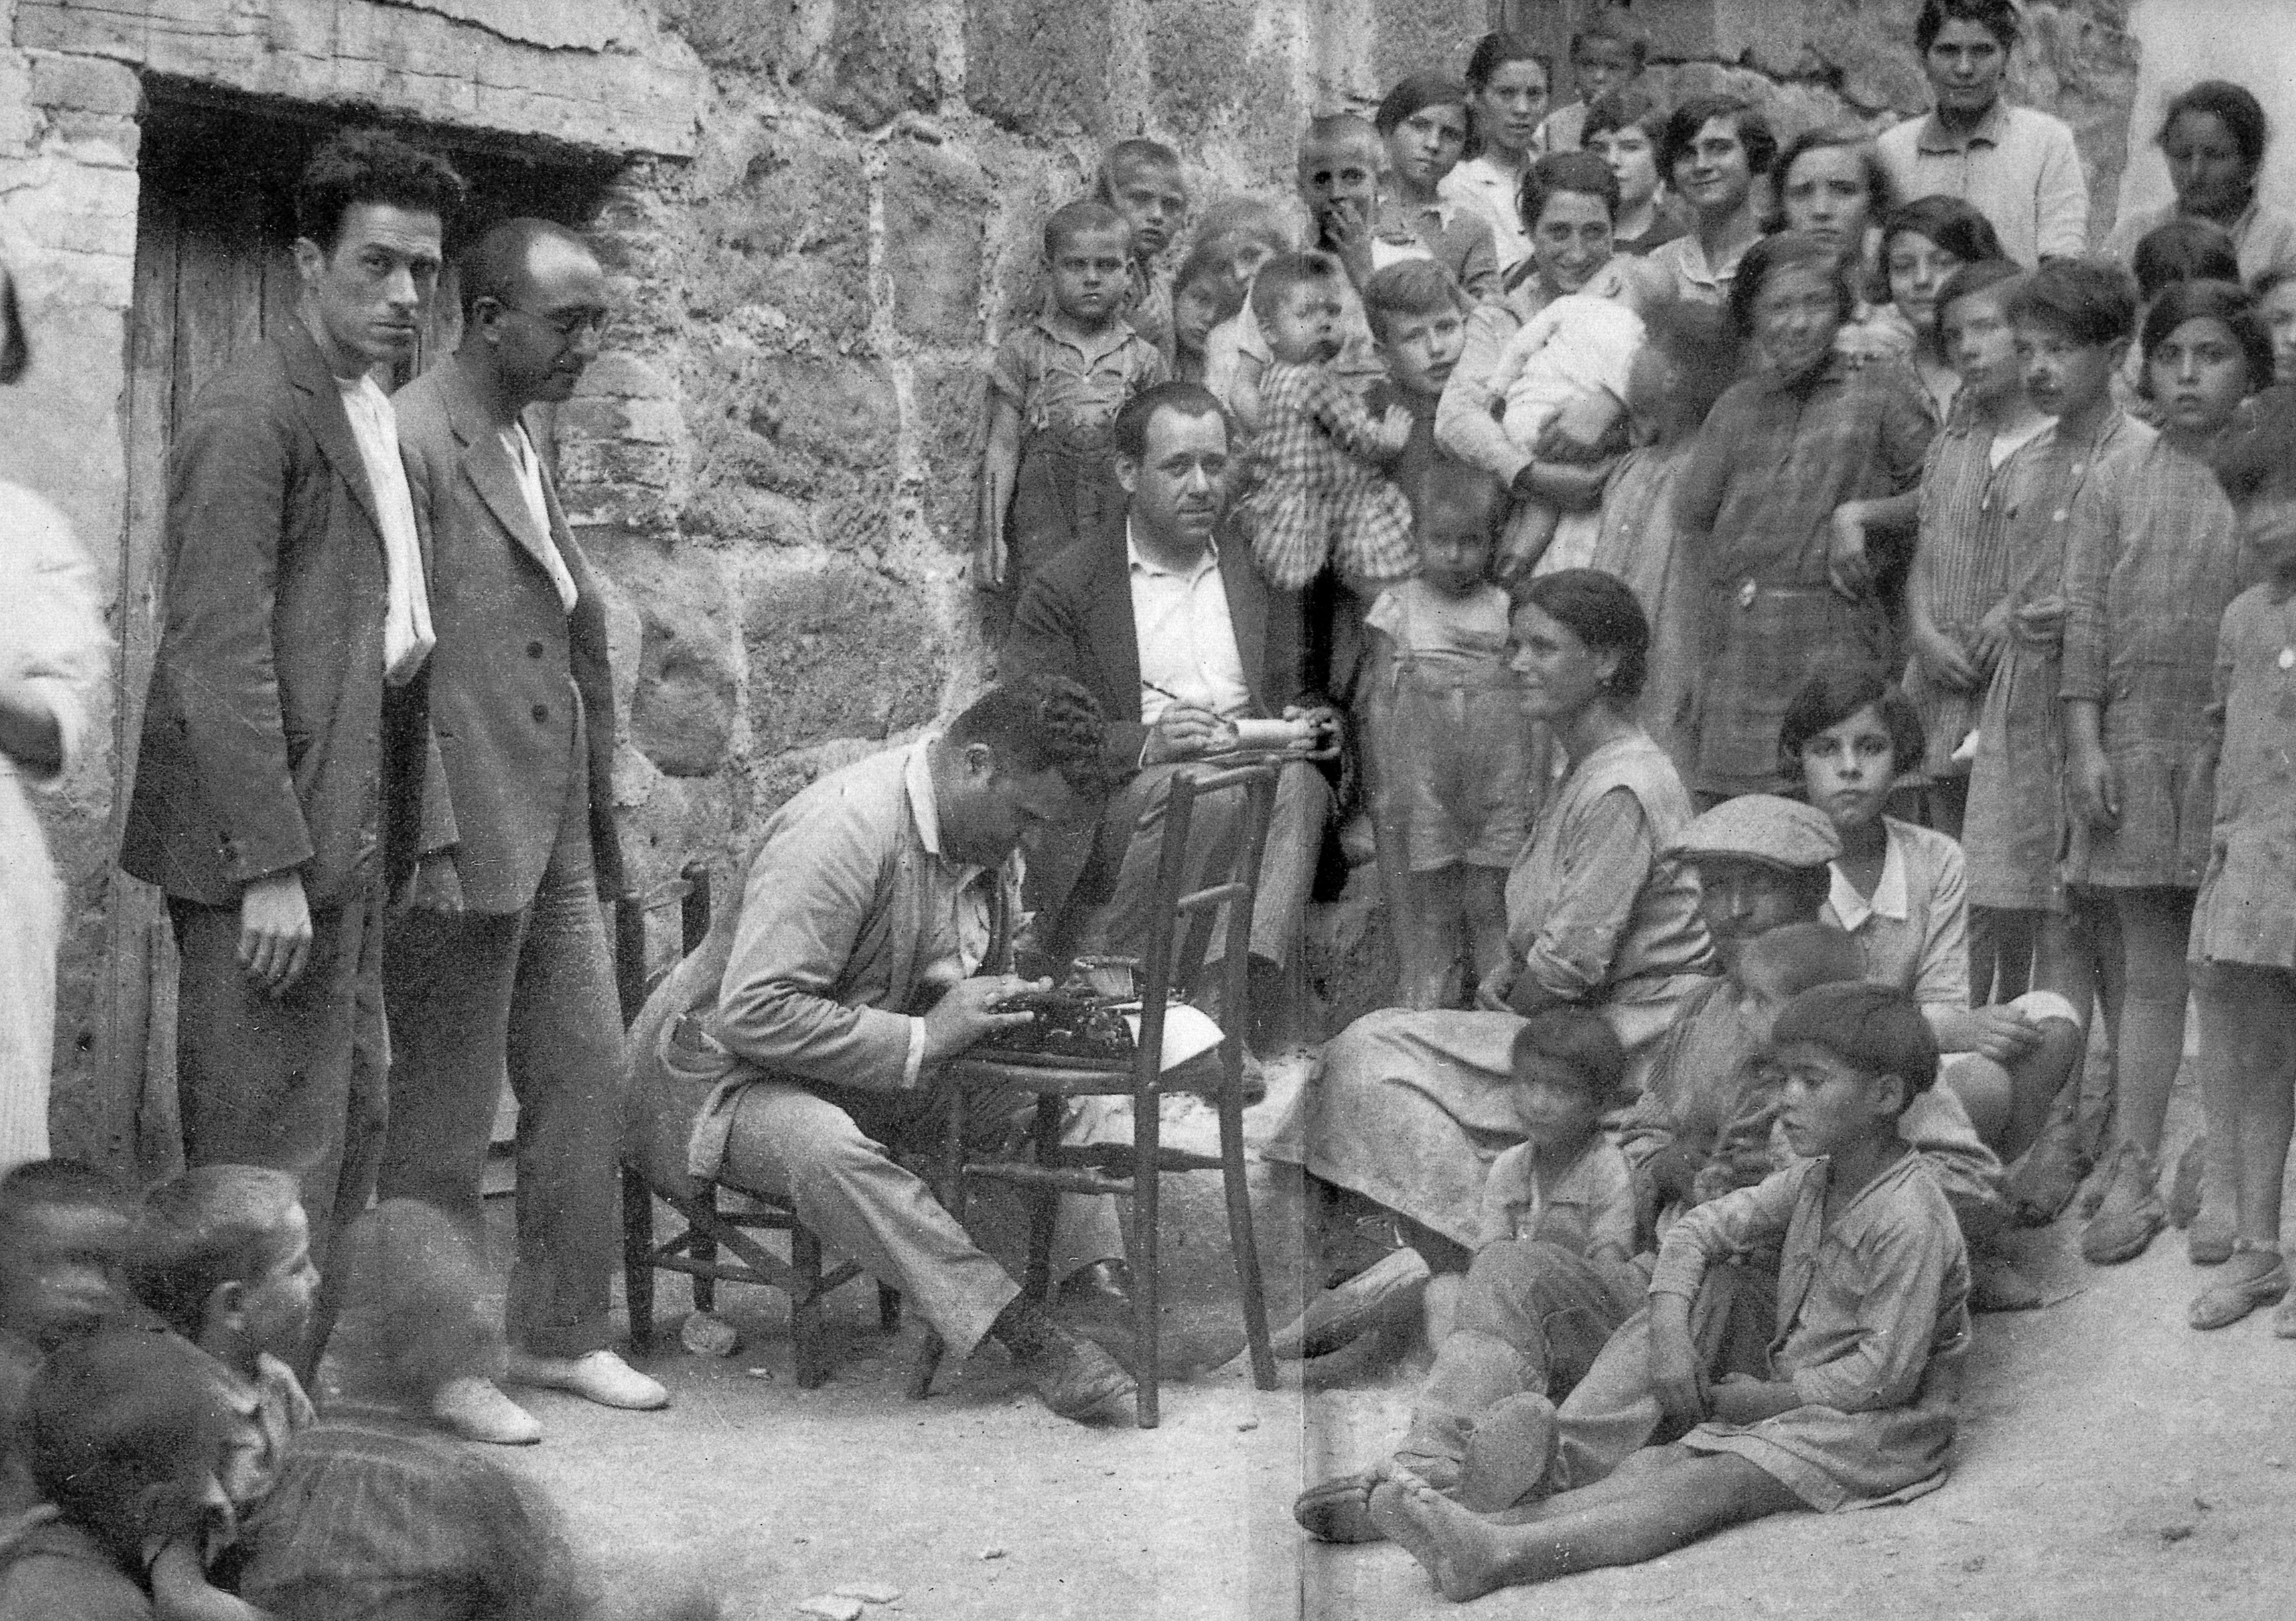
1,1,2292,1616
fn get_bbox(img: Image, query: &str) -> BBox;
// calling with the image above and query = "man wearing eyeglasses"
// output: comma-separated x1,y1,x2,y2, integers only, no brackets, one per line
376,217,666,1442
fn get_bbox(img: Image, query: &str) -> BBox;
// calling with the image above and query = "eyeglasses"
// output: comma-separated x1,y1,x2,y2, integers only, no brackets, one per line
500,302,609,340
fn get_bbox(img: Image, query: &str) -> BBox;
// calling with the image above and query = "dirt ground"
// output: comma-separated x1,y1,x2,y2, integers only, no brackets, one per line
468,1060,2296,1621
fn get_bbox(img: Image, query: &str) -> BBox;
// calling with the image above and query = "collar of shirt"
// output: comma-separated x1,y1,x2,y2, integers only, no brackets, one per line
1126,516,1222,583
1032,307,1139,368
1915,98,2010,155
1828,827,1910,932
902,734,991,886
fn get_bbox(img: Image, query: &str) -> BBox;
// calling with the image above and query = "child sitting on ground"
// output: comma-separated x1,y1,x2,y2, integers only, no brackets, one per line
1167,242,1244,388
1484,270,1658,577
1294,1011,1640,1544
232,1200,718,1621
1094,138,1189,360
1615,920,1867,1241
2,1329,267,1620
1239,252,1415,595
975,200,1168,606
1368,981,1971,1603
126,1166,320,1617
1364,464,1535,1009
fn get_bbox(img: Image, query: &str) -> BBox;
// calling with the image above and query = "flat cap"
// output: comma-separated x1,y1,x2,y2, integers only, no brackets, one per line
1668,793,1841,870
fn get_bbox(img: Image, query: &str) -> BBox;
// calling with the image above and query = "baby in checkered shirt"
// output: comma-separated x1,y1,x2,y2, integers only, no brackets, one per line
1238,251,1417,595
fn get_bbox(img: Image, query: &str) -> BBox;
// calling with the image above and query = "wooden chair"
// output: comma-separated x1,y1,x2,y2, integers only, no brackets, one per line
617,861,899,1389
912,760,1284,1427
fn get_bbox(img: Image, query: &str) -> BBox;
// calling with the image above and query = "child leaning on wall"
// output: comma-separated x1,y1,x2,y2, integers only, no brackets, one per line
973,199,1167,610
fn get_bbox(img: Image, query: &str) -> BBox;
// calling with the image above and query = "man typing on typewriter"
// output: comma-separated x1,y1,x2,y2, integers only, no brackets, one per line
671,675,1139,1422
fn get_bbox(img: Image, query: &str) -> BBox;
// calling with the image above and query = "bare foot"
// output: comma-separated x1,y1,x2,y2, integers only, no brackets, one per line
1368,1468,1510,1602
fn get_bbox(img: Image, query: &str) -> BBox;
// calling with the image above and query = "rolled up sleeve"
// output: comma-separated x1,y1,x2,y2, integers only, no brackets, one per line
1518,788,1658,1001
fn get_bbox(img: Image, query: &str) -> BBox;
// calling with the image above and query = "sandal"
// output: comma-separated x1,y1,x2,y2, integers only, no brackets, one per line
1293,1472,1385,1543
2187,1244,2289,1330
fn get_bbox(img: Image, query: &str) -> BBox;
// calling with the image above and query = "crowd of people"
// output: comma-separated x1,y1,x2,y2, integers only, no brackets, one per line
7,0,2296,1610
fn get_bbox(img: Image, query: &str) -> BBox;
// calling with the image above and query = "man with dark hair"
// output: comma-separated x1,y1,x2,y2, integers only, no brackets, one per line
1877,0,2087,267
120,128,466,1373
1003,382,1339,1052
659,675,1138,1423
372,218,662,1443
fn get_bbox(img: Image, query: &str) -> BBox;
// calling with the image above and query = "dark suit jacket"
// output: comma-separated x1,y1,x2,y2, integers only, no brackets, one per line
1001,506,1305,775
121,324,433,908
393,357,624,912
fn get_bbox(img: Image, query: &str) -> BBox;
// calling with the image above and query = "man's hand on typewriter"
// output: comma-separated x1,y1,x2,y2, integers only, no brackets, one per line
922,973,1052,1064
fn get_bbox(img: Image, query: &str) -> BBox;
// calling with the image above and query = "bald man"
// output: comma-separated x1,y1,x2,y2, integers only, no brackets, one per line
378,219,665,1441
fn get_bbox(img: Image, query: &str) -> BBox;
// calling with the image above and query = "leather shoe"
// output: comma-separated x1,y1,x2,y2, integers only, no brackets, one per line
504,1348,669,1411
431,1376,542,1445
1056,1259,1132,1316
2080,1141,2165,1266
1271,1249,1431,1359
1013,1321,1135,1421
2187,1249,2289,1330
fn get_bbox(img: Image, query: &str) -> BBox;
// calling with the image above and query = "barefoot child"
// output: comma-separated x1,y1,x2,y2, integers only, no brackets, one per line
1094,139,1188,360
1364,465,1535,1007
1238,253,1416,595
1293,1011,1640,1543
974,200,1167,604
1368,981,1971,1603
2060,279,2265,1268
1963,259,2146,1224
2184,496,2296,1334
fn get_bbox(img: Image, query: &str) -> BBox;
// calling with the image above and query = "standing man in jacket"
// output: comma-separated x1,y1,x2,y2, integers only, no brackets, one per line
378,220,666,1441
121,130,465,1372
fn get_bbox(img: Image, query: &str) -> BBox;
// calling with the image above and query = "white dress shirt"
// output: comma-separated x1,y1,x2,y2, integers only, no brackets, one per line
1127,520,1252,725
505,423,581,613
336,373,434,684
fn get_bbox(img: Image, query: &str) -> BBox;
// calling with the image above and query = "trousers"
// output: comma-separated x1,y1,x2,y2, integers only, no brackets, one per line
170,889,390,1299
1041,756,1331,972
1397,1240,1648,1472
719,1078,1127,1359
376,760,624,1358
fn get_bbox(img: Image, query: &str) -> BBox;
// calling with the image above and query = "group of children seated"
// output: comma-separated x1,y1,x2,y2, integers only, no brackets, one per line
0,1162,714,1620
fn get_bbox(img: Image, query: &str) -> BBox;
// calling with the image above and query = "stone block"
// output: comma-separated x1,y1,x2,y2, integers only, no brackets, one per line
966,0,1115,137
884,143,989,346
742,555,948,758
1147,0,1295,151
27,52,143,116
1369,0,1490,86
584,534,742,778
689,351,899,547
806,0,942,127
910,360,989,552
577,354,676,399
685,133,870,339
